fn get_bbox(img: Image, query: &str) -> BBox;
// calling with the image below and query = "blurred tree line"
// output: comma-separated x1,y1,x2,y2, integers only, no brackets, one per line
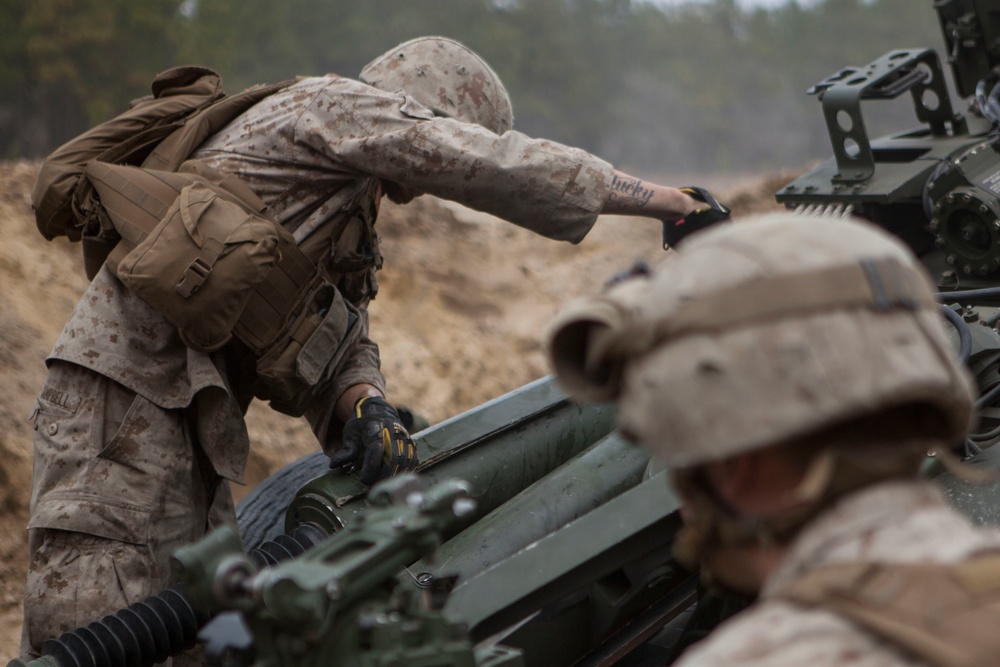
0,0,944,173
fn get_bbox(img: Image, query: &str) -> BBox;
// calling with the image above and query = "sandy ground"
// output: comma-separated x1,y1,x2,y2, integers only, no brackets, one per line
0,159,792,658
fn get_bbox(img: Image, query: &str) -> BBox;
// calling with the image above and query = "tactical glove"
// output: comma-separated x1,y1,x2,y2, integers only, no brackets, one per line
662,187,732,249
330,396,418,485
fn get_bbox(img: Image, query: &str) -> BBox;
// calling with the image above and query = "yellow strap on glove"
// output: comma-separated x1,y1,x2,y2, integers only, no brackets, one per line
330,396,418,485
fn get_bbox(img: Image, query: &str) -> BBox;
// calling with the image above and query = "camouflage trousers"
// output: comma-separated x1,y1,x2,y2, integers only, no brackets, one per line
20,361,236,662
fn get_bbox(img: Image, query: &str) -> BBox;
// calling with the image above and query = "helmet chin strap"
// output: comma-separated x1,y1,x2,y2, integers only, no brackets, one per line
931,444,1000,484
670,444,927,594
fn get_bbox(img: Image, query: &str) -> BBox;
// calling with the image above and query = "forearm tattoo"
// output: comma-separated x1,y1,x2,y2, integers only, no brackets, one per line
609,175,654,210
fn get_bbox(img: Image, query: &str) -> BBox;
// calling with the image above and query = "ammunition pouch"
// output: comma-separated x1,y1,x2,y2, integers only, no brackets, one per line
115,179,281,351
254,277,362,410
82,159,363,404
33,65,292,245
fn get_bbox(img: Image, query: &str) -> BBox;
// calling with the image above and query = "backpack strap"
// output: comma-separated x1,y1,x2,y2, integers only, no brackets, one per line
777,553,1000,667
143,79,295,172
32,66,226,242
71,78,296,278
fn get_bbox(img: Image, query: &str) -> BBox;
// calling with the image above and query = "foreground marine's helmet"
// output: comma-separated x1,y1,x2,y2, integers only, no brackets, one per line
548,211,975,469
359,36,514,136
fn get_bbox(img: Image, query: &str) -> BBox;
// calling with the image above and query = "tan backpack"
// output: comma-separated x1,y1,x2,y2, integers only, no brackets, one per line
778,553,1000,667
32,66,291,275
32,67,366,412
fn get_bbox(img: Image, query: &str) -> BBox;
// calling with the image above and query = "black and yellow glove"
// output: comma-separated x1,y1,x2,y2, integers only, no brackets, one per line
662,187,732,249
329,396,418,485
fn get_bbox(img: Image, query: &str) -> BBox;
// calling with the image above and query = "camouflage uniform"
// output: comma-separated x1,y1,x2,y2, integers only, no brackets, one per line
673,481,1000,667
22,73,614,656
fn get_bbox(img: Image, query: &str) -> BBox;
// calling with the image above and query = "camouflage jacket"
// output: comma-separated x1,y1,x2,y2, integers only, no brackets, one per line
673,481,1000,667
50,74,614,481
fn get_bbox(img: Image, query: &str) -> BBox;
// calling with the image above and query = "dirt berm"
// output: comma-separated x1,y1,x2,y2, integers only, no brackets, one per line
0,159,791,656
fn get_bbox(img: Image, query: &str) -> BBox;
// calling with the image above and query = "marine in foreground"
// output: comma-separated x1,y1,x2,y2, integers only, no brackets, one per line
547,211,1000,666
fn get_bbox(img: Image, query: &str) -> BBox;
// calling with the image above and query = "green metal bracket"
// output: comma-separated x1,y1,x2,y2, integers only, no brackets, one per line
809,48,961,184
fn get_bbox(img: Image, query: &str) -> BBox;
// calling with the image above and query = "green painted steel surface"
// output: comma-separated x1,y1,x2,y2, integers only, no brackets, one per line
444,476,691,667
174,477,526,667
409,432,649,585
286,376,617,537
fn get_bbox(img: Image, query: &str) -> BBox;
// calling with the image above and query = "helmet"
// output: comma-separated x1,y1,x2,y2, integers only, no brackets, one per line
360,36,514,136
547,211,975,469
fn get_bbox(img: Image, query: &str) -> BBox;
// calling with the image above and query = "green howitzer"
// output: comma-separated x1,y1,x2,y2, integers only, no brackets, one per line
172,475,523,667
236,378,694,666
777,0,1000,289
176,471,693,667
